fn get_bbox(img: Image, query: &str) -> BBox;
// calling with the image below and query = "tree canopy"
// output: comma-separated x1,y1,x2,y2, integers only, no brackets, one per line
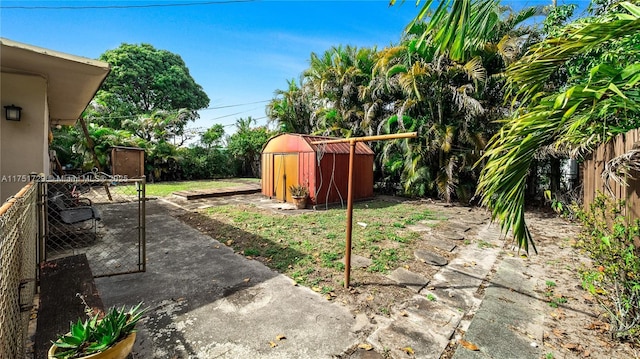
93,43,209,127
477,1,640,252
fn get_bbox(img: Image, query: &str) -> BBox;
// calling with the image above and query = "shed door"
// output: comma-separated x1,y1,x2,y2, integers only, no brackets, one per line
274,154,298,202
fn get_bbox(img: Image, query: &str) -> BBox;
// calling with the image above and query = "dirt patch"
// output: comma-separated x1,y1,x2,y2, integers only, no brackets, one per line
519,212,638,359
172,197,638,359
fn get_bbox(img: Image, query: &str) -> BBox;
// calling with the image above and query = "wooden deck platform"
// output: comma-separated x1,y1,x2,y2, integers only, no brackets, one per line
172,182,261,200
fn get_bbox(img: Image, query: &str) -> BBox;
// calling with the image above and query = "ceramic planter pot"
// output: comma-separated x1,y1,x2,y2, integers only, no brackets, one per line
292,195,307,209
48,332,136,359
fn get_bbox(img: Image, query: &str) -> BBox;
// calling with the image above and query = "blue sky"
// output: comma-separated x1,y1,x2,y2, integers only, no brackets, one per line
1,0,591,138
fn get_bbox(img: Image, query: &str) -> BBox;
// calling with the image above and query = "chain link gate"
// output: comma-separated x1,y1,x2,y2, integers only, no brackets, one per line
39,172,146,277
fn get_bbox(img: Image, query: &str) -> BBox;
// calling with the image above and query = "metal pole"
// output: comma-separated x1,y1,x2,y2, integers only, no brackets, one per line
310,132,417,145
344,139,356,288
310,132,418,288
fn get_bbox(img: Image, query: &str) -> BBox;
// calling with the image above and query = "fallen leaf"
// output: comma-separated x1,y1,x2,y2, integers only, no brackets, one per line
312,286,321,292
459,339,479,351
587,320,610,332
276,335,286,341
291,281,298,286
583,349,591,357
403,265,410,269
563,343,578,350
243,278,251,283
550,309,566,320
402,346,415,355
226,240,233,246
552,328,565,337
358,343,373,351
366,295,374,301
246,256,253,260
214,245,220,249
399,311,408,317
269,341,277,348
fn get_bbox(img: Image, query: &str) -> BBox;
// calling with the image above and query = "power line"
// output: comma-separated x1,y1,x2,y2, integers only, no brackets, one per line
201,99,271,110
81,99,270,121
208,107,262,120
1,0,255,10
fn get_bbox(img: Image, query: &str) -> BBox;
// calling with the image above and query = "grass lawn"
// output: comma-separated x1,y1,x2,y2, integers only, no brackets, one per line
145,179,252,197
196,200,448,291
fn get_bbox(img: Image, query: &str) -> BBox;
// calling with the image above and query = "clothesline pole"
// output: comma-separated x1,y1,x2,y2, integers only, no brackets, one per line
311,132,417,287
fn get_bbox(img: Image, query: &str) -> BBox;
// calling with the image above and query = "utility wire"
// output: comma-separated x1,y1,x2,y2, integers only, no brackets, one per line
1,0,255,10
85,99,270,121
200,99,270,110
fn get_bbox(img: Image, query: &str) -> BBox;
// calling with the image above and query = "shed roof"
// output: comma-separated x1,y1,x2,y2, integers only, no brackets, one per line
263,134,374,155
1,37,110,125
301,135,374,155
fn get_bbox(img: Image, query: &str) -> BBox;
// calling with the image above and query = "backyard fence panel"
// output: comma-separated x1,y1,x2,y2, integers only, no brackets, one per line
0,182,38,359
41,175,145,277
583,128,640,221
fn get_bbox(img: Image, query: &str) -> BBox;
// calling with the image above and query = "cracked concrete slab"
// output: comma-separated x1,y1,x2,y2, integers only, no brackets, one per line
452,257,546,359
96,211,359,359
415,250,448,266
368,296,462,359
387,268,430,292
343,254,373,269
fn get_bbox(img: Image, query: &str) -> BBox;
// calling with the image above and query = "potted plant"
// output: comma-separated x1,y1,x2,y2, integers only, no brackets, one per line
48,303,145,359
289,184,309,209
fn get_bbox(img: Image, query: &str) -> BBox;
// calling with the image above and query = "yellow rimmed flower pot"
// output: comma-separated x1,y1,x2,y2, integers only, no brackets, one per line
48,332,136,359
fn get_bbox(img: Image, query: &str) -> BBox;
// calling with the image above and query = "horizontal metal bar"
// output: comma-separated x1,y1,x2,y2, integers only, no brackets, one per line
310,132,417,144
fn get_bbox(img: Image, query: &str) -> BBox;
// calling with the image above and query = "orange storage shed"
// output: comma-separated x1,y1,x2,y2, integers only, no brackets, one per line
261,134,374,206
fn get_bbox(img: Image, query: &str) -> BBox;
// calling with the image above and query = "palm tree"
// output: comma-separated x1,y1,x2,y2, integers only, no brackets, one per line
303,45,376,136
476,1,640,252
376,1,541,201
266,77,314,134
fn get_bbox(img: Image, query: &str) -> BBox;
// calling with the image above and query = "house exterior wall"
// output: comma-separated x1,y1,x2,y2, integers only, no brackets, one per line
0,72,49,202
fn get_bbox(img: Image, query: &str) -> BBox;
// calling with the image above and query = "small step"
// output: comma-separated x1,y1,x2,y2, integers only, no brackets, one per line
172,184,261,200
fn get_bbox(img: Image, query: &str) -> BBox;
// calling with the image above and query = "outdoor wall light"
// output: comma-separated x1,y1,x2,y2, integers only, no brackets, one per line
4,104,22,121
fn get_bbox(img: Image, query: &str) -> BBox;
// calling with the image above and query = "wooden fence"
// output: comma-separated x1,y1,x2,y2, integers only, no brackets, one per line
583,128,640,220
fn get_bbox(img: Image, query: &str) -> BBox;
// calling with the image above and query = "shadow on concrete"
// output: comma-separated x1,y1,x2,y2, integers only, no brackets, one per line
92,200,358,358
431,265,598,319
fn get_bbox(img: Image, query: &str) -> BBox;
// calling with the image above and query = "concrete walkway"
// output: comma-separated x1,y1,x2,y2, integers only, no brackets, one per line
96,202,359,358
94,197,556,359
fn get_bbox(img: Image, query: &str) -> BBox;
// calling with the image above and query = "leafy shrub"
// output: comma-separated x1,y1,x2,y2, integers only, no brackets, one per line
576,194,640,343
179,146,235,180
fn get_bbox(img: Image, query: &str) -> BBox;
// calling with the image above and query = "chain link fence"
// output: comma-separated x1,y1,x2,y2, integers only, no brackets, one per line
42,175,146,277
0,174,145,357
0,182,38,359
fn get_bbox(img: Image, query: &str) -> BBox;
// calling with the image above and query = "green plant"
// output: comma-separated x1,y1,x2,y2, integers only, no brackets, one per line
426,293,437,301
576,194,640,342
477,240,495,249
244,248,260,257
51,302,145,358
548,296,567,308
289,184,309,197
